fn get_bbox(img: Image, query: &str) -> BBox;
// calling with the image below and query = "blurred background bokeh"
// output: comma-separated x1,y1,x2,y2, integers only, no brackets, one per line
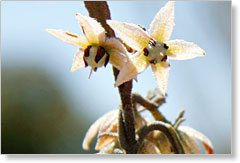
1,1,231,154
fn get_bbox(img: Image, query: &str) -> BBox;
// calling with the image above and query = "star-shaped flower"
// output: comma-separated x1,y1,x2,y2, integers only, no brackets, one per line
46,13,127,77
107,1,205,95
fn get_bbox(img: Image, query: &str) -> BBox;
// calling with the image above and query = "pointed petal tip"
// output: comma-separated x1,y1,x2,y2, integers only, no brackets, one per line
82,142,90,151
70,68,76,72
45,28,54,33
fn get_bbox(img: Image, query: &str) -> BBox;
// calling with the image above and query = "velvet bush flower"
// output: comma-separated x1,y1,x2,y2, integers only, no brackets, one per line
46,13,127,77
107,1,205,95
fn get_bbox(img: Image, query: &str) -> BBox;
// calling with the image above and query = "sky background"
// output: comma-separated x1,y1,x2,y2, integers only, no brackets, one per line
1,1,231,154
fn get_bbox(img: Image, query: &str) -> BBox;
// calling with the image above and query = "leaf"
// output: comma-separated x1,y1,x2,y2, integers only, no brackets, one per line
166,39,206,60
107,20,150,51
149,1,175,42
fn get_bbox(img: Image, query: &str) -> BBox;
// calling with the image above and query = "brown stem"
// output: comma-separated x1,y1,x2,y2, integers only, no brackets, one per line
132,93,171,124
137,121,185,154
84,1,137,154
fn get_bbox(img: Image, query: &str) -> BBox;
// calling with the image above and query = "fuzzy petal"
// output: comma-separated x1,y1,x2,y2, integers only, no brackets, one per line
151,62,170,96
178,126,214,154
109,50,127,70
177,130,201,154
166,40,206,60
46,29,88,48
149,1,175,42
104,38,127,55
115,51,149,87
138,139,161,154
107,20,150,51
82,110,118,150
71,48,85,72
75,13,106,45
151,131,172,154
103,38,128,70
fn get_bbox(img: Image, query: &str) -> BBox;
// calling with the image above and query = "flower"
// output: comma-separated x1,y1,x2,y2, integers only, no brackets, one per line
107,1,205,95
46,13,127,77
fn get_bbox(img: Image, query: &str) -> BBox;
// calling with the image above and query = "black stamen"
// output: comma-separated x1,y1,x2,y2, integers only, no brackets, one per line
143,48,149,56
163,43,169,49
137,25,146,31
150,60,157,64
94,67,98,72
161,55,168,62
95,46,106,63
149,39,156,47
83,57,88,67
104,53,110,67
84,45,92,57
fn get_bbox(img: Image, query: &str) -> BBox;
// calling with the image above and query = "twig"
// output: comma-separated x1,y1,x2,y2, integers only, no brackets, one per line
132,93,171,124
137,121,185,154
173,110,185,127
84,1,137,154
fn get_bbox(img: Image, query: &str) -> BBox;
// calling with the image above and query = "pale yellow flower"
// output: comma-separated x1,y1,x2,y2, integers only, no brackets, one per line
46,13,127,77
107,1,205,95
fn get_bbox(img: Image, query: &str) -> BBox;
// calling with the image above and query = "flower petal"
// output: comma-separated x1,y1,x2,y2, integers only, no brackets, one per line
75,13,106,45
71,48,85,72
107,20,150,51
177,130,201,154
104,38,127,55
151,131,172,154
109,50,127,70
166,40,206,60
151,62,170,96
46,29,88,48
115,51,149,87
149,1,175,42
82,110,118,150
138,139,161,154
178,126,214,154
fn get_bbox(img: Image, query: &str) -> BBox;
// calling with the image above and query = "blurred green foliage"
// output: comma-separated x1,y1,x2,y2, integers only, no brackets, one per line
1,67,96,154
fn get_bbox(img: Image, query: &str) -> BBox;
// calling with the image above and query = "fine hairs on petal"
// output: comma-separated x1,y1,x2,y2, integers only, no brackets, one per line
149,1,175,42
71,48,86,72
75,13,106,45
178,126,214,154
166,39,206,60
82,110,118,150
107,20,150,51
151,62,170,96
46,29,88,48
115,51,149,87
